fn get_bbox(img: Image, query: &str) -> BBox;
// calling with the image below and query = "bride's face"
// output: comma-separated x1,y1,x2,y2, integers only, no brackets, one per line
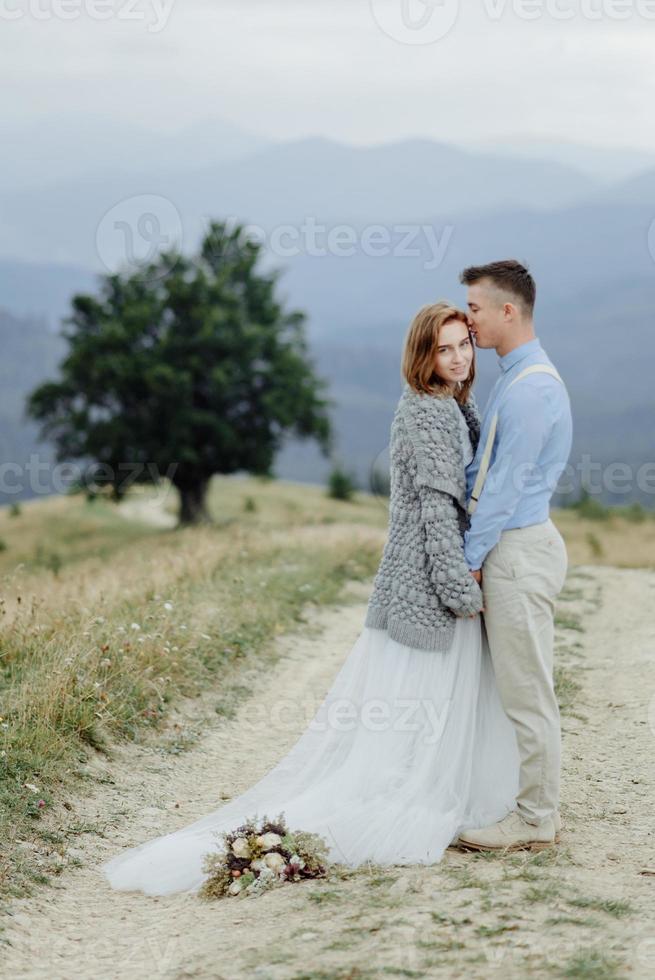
434,319,474,387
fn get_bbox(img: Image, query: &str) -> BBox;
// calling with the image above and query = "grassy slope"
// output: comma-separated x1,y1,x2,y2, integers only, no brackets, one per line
0,477,385,898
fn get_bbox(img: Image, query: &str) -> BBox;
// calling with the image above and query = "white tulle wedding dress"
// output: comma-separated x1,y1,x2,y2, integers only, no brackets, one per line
102,424,520,897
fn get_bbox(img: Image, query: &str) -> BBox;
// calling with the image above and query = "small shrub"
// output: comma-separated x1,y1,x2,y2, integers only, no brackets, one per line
573,490,611,521
327,464,357,502
623,502,647,523
243,496,257,513
8,502,22,517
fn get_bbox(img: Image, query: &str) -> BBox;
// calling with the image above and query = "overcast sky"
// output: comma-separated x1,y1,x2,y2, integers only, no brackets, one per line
2,0,654,150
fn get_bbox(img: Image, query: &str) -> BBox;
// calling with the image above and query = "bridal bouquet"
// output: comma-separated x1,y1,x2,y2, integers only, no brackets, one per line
200,811,331,899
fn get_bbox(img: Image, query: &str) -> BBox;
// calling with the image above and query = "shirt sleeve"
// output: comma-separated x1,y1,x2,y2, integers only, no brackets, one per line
463,383,552,570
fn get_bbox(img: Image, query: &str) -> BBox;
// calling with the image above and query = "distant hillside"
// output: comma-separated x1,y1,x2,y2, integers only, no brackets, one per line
0,137,597,266
0,259,95,323
468,138,655,184
1,114,270,192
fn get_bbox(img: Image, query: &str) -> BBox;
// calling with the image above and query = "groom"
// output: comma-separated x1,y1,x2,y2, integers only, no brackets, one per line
456,259,573,852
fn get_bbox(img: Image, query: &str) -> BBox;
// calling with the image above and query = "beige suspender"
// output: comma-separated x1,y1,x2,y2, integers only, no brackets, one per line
467,364,564,516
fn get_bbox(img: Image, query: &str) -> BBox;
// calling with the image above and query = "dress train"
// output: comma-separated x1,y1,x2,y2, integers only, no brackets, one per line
101,616,520,896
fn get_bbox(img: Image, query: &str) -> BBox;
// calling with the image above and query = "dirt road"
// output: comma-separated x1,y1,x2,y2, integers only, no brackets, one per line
2,567,654,979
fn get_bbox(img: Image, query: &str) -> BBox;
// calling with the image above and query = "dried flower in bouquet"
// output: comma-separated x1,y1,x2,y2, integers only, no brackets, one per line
200,811,331,899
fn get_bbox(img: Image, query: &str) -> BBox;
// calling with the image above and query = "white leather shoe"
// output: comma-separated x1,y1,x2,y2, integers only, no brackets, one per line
458,810,557,853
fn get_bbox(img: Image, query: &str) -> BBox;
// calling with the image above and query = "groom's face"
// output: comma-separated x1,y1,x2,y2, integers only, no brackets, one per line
465,280,505,349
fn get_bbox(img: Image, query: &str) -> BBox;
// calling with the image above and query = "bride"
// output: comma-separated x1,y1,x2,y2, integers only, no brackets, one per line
102,301,520,897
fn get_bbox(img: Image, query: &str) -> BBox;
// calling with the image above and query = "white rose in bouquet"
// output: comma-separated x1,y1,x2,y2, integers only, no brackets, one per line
256,832,282,851
264,852,286,873
231,837,251,859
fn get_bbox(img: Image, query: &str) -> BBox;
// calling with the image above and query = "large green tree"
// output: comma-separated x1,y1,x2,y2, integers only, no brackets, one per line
27,221,334,525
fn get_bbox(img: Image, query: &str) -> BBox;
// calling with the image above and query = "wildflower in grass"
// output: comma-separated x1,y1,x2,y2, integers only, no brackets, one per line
130,623,141,631
163,602,173,611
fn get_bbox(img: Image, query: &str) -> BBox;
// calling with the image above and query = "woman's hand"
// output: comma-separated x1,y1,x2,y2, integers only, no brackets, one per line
464,569,484,615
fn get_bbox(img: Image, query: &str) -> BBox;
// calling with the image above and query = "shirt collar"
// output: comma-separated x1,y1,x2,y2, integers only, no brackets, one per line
498,337,542,374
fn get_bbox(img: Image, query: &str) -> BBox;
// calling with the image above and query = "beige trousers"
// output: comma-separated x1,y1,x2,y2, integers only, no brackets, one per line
481,518,568,826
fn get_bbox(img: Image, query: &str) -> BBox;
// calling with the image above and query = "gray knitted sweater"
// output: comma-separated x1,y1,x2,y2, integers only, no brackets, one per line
364,382,484,652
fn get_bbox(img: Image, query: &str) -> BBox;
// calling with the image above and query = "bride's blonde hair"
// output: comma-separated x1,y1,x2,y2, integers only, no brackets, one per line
401,301,475,405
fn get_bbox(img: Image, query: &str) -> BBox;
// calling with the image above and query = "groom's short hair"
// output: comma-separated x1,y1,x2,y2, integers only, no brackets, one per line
459,259,536,316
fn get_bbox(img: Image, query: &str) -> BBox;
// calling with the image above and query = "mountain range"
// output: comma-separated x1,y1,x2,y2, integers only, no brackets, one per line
1,121,653,506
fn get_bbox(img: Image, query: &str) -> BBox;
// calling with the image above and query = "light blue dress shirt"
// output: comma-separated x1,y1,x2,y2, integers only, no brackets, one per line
464,338,573,571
